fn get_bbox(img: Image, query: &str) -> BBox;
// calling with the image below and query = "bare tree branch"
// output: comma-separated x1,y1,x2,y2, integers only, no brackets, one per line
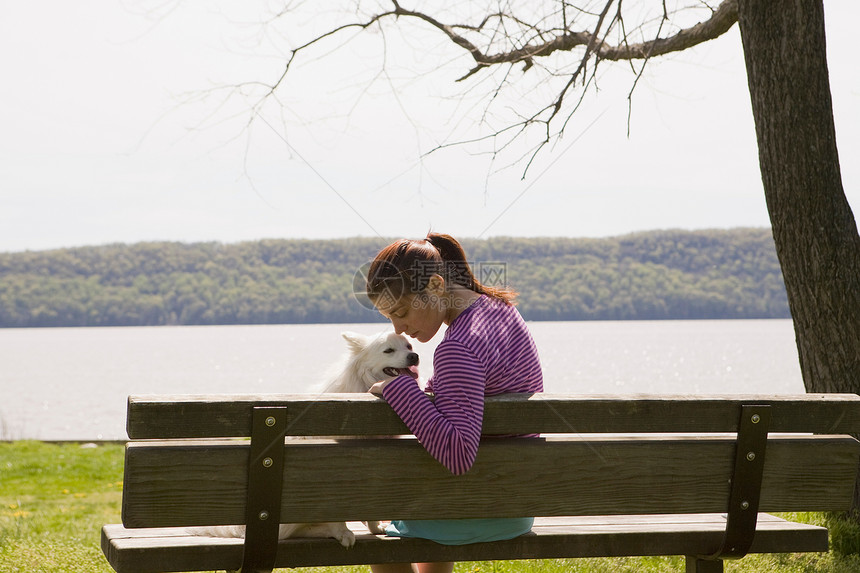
389,0,737,70
218,0,741,178
600,0,737,60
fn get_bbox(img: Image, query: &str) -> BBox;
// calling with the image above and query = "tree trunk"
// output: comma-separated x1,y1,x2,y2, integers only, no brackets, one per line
736,0,860,517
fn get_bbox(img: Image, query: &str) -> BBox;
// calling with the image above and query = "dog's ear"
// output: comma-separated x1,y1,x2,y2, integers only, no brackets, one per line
341,331,369,353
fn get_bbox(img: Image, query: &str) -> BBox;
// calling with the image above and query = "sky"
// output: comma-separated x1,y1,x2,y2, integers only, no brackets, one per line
1,2,858,253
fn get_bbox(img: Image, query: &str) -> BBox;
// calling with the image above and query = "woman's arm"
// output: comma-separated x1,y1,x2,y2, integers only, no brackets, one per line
381,341,485,475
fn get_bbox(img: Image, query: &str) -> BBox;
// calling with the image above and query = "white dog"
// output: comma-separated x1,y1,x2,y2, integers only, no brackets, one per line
189,331,419,548
323,330,420,393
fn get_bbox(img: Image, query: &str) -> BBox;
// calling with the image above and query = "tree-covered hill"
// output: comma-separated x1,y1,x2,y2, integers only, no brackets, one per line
0,229,789,327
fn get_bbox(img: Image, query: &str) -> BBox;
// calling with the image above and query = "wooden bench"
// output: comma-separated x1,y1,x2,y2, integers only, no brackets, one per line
101,393,860,573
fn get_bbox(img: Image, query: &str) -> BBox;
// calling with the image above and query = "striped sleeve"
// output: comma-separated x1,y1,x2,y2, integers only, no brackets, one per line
382,341,484,475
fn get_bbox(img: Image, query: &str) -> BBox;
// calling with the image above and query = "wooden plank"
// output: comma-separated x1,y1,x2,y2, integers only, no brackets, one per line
102,524,243,573
121,434,859,528
101,514,829,573
126,393,860,439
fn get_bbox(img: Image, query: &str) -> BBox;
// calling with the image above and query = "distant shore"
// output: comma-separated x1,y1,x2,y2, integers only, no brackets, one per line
0,229,789,327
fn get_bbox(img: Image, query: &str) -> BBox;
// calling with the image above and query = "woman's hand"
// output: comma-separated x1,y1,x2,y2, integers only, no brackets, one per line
368,377,397,397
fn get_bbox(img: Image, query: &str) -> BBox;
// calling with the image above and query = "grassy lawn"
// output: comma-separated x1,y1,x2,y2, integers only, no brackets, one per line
1,441,858,573
1,441,123,572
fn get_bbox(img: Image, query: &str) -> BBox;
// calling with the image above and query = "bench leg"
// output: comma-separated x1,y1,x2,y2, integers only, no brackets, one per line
685,556,723,573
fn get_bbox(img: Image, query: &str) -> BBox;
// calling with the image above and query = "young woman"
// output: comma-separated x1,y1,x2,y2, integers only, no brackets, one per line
365,233,544,573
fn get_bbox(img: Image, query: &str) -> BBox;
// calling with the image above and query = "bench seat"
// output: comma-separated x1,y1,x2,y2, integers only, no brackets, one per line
102,514,828,573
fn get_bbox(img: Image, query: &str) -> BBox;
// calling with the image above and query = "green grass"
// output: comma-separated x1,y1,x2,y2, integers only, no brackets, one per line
0,441,124,572
1,441,858,573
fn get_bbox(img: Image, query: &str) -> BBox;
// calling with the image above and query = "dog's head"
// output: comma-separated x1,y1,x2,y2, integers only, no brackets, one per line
341,331,420,390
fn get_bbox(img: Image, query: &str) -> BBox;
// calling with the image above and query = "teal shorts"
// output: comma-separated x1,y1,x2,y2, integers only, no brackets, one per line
384,517,534,545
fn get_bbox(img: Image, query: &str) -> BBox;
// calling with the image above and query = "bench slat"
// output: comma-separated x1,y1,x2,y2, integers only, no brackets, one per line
101,514,829,573
126,393,860,439
122,435,859,528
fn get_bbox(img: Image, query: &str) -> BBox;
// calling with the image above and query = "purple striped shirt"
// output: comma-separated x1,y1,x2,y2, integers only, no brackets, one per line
382,295,544,475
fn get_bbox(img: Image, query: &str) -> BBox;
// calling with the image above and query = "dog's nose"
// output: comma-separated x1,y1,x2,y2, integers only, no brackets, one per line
407,352,419,365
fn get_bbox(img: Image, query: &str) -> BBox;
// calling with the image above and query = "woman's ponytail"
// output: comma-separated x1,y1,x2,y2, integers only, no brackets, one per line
426,233,517,304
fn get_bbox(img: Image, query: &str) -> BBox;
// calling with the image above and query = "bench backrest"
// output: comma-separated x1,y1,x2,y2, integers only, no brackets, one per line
121,393,860,529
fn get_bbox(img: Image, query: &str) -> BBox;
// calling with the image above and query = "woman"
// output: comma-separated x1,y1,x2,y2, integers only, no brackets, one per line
365,233,544,573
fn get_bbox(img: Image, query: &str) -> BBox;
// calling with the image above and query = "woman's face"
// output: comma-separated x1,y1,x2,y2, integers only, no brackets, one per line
376,291,446,343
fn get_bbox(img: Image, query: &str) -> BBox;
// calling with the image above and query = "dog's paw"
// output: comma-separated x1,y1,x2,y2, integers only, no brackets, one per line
364,520,385,534
332,524,356,548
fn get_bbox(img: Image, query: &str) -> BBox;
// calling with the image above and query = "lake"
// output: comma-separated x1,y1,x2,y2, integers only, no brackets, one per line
0,319,805,441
